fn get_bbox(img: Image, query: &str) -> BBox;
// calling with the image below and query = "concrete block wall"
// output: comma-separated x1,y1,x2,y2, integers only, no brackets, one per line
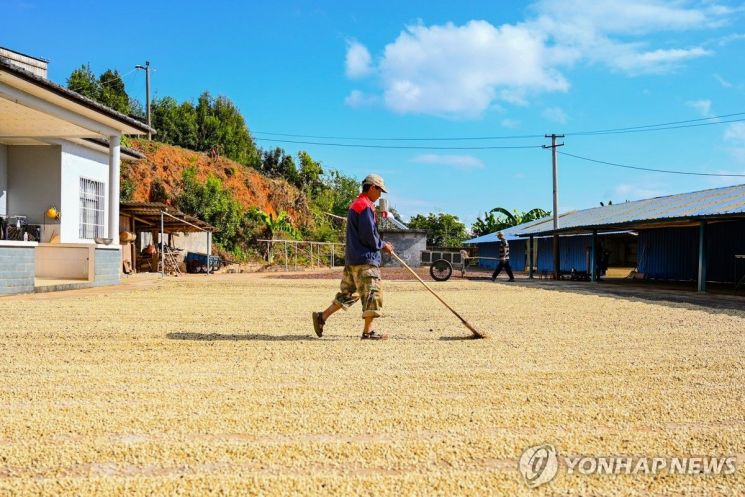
380,231,427,267
93,248,121,287
0,245,35,295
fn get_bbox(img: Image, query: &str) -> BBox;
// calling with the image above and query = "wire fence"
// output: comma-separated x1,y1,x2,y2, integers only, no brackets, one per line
258,239,345,271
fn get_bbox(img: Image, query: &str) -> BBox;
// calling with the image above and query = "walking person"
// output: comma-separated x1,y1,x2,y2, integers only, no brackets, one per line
491,231,515,282
312,174,393,340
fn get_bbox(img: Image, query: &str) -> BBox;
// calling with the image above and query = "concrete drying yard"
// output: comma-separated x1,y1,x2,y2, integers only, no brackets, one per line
1,274,743,496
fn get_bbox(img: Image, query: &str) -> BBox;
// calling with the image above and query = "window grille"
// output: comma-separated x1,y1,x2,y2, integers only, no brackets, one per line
79,178,105,239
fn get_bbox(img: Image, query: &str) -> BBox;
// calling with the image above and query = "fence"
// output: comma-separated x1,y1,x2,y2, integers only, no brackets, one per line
258,239,345,271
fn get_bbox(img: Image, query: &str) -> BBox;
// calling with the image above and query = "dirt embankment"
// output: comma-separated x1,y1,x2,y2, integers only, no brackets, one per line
123,140,312,225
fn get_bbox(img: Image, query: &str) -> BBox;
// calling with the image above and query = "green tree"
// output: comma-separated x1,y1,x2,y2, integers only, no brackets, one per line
298,151,324,191
195,92,260,167
175,167,243,251
408,212,468,247
151,98,200,151
470,207,550,237
261,147,299,185
66,64,99,99
247,208,300,240
326,169,360,217
98,69,130,114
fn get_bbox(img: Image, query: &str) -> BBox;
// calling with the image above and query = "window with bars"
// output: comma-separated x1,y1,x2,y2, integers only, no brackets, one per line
79,178,105,239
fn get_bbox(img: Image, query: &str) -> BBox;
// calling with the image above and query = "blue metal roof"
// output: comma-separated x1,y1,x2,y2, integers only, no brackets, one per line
464,218,549,244
517,183,745,236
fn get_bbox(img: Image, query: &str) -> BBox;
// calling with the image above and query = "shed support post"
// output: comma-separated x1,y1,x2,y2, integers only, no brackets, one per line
698,221,707,292
553,235,560,280
207,231,211,276
285,241,288,271
108,135,121,244
591,230,598,282
528,236,534,279
160,210,164,278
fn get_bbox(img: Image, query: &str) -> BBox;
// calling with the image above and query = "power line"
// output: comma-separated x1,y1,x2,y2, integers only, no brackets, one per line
254,131,544,141
559,151,745,177
566,117,745,136
253,111,745,142
255,137,543,150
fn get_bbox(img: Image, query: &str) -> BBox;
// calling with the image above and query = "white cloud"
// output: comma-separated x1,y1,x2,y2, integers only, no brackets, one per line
346,1,731,116
501,118,521,128
542,106,568,124
717,32,745,46
412,153,485,169
714,73,743,89
345,40,373,78
378,20,569,117
686,99,712,117
724,122,745,142
344,90,377,107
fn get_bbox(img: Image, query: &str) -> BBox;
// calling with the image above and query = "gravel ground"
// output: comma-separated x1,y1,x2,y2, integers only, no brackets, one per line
1,275,743,496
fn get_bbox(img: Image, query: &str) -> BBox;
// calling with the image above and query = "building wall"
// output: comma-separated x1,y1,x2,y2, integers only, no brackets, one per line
637,227,698,281
60,142,109,244
705,220,745,282
0,144,7,217
0,243,36,295
93,247,121,286
7,145,61,227
537,236,593,272
477,240,527,270
638,221,745,282
0,48,48,78
380,231,427,267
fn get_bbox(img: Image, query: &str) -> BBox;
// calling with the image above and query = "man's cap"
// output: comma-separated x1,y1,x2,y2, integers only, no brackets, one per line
362,173,387,193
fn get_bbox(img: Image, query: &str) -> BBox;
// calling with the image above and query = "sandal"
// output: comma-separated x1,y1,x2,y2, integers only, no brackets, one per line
361,330,388,340
312,311,325,337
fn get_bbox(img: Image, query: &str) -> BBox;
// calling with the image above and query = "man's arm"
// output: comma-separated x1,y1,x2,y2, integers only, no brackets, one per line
357,207,385,251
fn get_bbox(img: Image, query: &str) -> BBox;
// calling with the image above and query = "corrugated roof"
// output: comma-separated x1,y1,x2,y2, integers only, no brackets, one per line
0,57,154,135
518,183,745,236
120,202,216,232
463,211,582,244
464,218,551,244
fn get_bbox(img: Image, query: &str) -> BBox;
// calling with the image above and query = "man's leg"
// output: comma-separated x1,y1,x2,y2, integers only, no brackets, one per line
491,261,504,280
322,302,341,322
505,261,515,281
313,266,358,337
358,265,386,339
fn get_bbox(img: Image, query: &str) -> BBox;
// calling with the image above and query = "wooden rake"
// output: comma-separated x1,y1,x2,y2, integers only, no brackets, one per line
390,252,485,339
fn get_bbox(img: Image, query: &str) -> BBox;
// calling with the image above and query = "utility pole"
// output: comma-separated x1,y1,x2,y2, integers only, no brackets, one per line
135,61,151,139
543,134,564,280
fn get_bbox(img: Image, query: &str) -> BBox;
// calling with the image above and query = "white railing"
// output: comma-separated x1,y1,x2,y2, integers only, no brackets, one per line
258,239,345,271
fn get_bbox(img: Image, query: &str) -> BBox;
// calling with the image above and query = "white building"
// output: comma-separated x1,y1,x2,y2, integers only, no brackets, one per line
0,47,152,295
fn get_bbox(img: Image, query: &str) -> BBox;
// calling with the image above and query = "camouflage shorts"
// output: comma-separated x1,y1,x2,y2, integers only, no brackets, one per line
334,264,383,318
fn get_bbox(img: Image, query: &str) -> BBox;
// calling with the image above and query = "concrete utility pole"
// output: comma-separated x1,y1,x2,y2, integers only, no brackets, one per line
543,134,565,280
135,61,151,139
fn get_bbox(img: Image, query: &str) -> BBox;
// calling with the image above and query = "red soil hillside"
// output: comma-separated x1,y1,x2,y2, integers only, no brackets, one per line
123,140,312,226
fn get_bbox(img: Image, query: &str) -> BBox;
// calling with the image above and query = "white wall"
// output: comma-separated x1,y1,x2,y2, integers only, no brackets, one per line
60,142,109,244
7,145,61,227
0,144,7,217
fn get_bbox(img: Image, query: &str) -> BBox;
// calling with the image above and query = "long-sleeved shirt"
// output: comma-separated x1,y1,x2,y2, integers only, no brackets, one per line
498,239,510,261
345,193,384,266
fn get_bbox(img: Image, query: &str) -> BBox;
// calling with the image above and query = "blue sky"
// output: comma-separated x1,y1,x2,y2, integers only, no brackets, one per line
4,0,745,228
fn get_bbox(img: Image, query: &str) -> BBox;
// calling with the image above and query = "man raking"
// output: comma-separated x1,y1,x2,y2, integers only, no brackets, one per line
312,174,393,340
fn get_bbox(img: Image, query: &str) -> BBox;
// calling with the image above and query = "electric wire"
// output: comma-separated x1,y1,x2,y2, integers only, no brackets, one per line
558,151,745,177
253,111,745,141
254,137,543,150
